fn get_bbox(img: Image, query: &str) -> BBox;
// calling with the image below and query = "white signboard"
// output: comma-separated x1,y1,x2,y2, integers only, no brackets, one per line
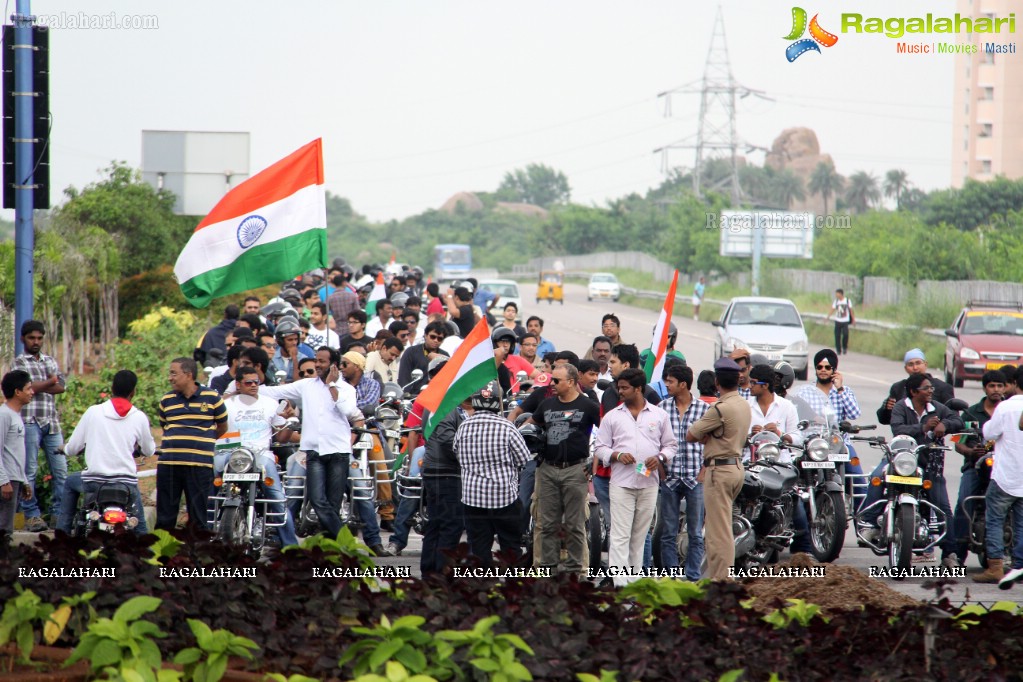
141,131,250,216
716,211,815,259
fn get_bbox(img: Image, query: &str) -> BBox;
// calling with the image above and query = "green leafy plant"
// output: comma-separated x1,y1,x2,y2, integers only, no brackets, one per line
65,595,181,682
145,529,184,566
286,525,376,572
173,619,258,682
437,616,535,682
762,599,827,629
262,675,321,682
615,578,706,617
337,614,459,681
44,590,98,645
717,672,745,682
0,585,55,662
577,671,619,682
353,660,440,682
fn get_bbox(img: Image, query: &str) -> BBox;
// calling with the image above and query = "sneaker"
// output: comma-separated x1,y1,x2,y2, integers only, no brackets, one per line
998,565,1023,590
386,542,403,557
369,544,391,557
940,554,961,570
913,551,936,563
24,516,48,532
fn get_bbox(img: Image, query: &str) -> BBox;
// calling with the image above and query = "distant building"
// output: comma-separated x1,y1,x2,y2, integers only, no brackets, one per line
950,0,1023,187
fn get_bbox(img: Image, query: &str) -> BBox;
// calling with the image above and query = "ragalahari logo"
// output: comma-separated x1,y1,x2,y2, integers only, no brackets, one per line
784,7,838,61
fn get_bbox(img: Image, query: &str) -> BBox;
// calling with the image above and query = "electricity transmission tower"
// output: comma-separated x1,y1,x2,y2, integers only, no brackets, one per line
655,6,770,206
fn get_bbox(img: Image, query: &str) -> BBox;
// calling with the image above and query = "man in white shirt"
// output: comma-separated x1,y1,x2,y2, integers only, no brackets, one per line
976,370,1023,586
304,302,340,351
260,347,365,539
216,366,299,547
747,364,811,555
57,370,155,535
365,300,394,339
827,288,854,355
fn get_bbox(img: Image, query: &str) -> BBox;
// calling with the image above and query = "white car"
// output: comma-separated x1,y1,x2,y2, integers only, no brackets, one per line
587,273,621,302
712,296,810,380
478,279,521,318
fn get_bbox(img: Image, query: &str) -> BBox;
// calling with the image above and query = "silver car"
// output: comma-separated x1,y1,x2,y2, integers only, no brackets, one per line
712,296,810,380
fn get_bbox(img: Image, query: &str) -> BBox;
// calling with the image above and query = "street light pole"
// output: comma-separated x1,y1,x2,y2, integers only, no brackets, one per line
12,0,34,354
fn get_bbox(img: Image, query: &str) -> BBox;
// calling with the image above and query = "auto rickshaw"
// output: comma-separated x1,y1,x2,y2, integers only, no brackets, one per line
537,270,563,304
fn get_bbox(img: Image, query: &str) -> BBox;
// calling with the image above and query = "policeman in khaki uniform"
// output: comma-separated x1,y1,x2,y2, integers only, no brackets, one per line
686,357,752,580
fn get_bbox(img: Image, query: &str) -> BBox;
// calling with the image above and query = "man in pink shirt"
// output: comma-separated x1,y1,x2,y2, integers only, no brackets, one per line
594,368,677,586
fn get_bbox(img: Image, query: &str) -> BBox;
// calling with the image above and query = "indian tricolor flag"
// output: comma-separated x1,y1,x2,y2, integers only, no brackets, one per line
643,269,679,383
174,139,328,307
215,431,242,452
365,272,387,317
416,318,498,438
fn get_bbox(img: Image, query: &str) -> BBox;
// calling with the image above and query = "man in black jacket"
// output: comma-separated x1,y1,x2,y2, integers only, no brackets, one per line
876,348,955,425
419,400,473,576
194,304,240,365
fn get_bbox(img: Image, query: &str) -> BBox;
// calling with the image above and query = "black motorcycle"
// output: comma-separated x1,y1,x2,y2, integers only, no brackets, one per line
954,424,1012,568
209,445,290,555
73,479,140,536
733,434,800,570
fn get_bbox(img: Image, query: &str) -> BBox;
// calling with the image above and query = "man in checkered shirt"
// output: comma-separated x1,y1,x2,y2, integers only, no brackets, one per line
453,380,531,567
659,363,709,580
13,320,67,532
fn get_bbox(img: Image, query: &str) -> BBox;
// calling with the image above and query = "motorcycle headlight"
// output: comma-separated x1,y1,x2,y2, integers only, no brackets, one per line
960,347,980,360
757,443,781,463
807,437,830,462
892,451,918,477
227,448,255,474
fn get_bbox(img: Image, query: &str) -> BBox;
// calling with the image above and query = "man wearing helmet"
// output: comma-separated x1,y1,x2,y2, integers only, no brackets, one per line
454,381,532,566
269,317,315,383
493,327,539,394
772,361,816,422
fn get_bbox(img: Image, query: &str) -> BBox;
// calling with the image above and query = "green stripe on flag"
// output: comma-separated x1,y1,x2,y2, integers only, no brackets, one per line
179,229,327,308
424,360,497,439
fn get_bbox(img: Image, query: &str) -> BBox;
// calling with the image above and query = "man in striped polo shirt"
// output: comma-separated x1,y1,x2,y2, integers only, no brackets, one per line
156,357,228,531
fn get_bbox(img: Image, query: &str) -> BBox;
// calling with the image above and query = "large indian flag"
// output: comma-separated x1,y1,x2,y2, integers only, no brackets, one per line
416,318,497,439
643,269,679,383
174,139,328,307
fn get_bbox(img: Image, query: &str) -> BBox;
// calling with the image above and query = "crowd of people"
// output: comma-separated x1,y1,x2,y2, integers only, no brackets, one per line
1,259,1022,590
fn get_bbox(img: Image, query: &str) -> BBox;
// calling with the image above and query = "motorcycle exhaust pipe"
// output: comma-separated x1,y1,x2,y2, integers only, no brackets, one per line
733,515,757,558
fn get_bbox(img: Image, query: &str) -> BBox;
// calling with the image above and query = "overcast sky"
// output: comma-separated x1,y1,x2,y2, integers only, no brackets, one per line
25,0,966,222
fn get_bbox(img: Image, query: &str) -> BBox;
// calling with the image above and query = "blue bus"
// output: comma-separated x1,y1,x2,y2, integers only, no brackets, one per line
433,244,472,281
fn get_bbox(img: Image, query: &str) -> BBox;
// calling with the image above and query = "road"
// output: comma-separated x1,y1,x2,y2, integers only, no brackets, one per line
374,282,1014,605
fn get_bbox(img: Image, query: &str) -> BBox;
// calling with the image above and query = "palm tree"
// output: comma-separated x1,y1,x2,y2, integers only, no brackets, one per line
845,171,880,214
883,169,910,210
808,162,845,216
769,168,806,209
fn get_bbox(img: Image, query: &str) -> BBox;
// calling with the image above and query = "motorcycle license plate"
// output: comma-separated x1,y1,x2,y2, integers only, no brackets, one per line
98,523,114,531
829,453,850,462
885,474,922,485
749,465,765,473
802,461,835,469
223,473,261,482
386,429,400,439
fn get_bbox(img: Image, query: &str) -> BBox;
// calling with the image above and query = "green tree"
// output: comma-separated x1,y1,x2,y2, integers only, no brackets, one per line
844,171,880,214
921,176,1023,231
808,162,844,216
883,169,910,210
497,164,571,208
57,162,192,276
769,169,806,209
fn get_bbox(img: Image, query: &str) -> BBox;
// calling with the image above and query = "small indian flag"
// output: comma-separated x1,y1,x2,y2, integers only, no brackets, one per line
416,318,497,438
174,139,328,308
215,431,242,451
643,269,679,383
365,272,387,317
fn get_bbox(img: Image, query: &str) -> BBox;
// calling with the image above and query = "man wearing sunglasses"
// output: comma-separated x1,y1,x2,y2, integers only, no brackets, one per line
876,348,955,426
215,366,299,548
398,321,450,394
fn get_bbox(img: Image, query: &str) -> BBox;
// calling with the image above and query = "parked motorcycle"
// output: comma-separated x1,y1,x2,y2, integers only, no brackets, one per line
209,445,289,555
733,433,800,570
72,479,140,537
853,434,950,572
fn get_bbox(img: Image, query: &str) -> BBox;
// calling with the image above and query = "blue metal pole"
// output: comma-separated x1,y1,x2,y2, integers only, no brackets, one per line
12,0,33,354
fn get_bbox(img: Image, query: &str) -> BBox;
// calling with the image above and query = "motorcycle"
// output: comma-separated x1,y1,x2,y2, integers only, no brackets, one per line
952,423,1012,568
72,479,140,537
793,419,876,562
209,444,290,555
733,433,801,570
852,434,950,572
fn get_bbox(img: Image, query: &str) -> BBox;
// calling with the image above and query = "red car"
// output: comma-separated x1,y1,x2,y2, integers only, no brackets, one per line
944,302,1023,387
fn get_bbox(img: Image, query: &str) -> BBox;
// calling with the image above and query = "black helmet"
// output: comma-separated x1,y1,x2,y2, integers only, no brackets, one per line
651,321,678,345
427,356,449,378
332,257,346,270
445,321,460,339
513,412,533,428
750,353,770,368
772,361,795,391
470,380,503,413
391,292,409,309
261,300,288,319
491,327,517,354
411,266,424,280
518,422,546,458
340,264,356,279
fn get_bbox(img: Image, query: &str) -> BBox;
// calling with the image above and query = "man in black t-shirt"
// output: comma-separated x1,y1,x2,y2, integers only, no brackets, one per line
600,343,661,413
444,286,477,339
532,364,601,575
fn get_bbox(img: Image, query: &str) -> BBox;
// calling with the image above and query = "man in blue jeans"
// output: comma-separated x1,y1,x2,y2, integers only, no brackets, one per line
974,369,1023,586
14,320,67,532
660,364,708,579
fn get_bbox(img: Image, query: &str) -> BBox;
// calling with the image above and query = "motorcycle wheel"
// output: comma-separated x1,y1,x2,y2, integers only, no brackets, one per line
588,502,606,572
889,503,914,574
810,491,847,563
977,547,988,569
218,506,247,545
